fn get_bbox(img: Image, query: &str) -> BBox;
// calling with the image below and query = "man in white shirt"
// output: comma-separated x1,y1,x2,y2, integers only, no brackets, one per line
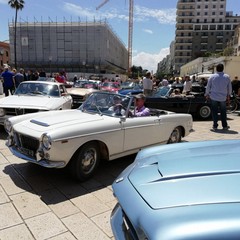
183,75,192,94
142,72,153,96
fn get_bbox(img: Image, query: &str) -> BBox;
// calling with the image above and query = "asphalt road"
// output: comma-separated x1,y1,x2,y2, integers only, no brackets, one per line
0,113,240,239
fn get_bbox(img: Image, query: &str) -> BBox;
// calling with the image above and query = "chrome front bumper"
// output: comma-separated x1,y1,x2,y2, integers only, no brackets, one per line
111,203,127,240
8,145,65,168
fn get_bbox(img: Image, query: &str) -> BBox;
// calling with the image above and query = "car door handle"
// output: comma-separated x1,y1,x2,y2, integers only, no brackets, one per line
154,119,161,123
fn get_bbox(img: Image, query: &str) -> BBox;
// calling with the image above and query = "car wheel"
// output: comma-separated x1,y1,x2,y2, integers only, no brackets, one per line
168,127,182,143
198,105,211,119
70,142,100,181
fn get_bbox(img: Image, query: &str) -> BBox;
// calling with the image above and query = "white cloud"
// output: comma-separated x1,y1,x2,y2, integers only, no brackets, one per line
132,48,170,73
63,2,176,24
134,5,176,24
143,29,153,34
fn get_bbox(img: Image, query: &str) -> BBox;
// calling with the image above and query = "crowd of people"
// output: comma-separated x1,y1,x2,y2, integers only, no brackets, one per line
0,64,68,96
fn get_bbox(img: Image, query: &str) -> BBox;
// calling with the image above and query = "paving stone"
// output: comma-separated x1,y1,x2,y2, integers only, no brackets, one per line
0,224,34,240
0,174,32,195
48,231,77,240
10,191,50,219
40,188,80,218
0,184,10,204
71,192,110,218
0,203,23,229
92,187,116,204
62,212,110,240
25,212,67,240
91,210,114,238
0,164,18,179
0,153,8,164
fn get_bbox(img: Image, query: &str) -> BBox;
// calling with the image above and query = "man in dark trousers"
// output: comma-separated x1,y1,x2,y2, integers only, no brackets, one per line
205,63,232,131
1,65,15,96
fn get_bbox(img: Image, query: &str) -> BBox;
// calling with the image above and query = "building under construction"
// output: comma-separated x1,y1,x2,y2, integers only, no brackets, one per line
8,20,128,75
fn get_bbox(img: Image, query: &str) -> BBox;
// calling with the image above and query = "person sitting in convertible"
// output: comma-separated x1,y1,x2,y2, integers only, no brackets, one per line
108,95,126,116
170,88,183,98
132,93,150,117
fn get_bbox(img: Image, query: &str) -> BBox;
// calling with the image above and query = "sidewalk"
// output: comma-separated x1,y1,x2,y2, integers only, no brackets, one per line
0,112,240,239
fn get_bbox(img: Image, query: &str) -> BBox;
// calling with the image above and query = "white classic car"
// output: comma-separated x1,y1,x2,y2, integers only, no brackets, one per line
0,81,72,124
5,92,193,181
67,86,99,108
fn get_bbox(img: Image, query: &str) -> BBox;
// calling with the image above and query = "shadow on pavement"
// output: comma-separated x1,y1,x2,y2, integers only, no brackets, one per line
3,154,135,205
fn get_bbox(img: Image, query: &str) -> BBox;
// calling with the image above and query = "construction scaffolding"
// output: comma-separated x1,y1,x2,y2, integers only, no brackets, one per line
8,17,128,74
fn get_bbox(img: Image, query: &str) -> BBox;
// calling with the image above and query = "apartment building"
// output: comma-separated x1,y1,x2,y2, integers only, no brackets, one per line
174,0,240,72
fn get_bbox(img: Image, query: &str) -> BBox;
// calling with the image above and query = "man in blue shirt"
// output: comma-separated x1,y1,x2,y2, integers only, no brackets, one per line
1,65,15,96
205,64,232,131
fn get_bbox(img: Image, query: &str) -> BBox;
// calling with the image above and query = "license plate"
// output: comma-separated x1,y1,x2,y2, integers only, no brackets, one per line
21,148,34,157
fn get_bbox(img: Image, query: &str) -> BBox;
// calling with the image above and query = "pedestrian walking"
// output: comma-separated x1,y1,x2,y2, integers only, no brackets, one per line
142,72,153,96
205,63,232,131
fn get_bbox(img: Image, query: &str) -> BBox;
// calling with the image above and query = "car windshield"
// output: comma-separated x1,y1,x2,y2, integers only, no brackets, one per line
80,92,132,117
15,82,61,97
152,86,171,97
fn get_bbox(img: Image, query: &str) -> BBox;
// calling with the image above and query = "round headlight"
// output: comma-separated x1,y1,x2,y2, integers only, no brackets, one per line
4,119,12,133
41,134,52,150
0,108,5,117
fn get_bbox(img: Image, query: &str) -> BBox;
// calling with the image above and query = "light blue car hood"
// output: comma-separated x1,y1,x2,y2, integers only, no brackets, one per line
128,140,240,209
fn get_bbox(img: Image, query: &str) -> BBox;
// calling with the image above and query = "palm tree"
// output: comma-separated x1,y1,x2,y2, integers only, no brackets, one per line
8,0,25,69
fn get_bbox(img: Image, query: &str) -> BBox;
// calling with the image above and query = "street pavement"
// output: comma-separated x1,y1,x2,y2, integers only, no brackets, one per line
0,92,240,239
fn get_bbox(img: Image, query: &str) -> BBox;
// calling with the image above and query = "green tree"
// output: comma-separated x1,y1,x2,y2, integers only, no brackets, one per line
8,0,25,69
223,47,234,56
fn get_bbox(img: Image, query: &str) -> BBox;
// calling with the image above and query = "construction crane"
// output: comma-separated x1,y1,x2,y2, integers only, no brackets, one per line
96,0,133,75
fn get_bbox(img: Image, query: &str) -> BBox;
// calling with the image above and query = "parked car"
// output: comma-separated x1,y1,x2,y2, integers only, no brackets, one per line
5,92,193,181
145,85,211,120
67,86,99,108
111,139,240,240
120,81,140,90
0,81,72,124
118,83,143,96
100,82,121,92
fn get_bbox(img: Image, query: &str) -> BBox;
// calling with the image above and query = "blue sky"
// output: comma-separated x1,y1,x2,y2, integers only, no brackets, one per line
0,0,239,72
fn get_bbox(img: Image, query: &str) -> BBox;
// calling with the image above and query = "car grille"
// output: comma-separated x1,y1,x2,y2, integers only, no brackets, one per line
4,108,40,116
13,131,40,158
70,94,85,108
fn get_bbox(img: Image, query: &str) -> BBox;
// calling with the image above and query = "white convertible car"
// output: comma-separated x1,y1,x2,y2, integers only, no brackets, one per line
5,92,193,181
0,81,72,124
